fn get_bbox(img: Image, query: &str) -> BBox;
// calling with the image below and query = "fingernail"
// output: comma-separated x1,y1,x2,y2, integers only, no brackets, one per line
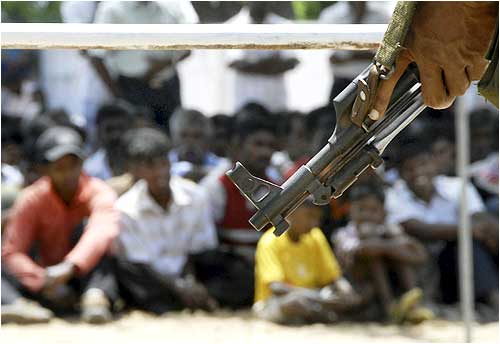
368,109,379,120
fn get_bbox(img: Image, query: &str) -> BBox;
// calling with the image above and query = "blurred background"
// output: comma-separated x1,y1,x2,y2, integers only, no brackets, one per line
1,1,498,343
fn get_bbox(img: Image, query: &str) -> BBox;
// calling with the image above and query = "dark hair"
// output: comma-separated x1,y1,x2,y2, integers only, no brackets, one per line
169,108,213,141
273,111,304,138
20,115,57,163
306,106,335,134
396,135,431,168
95,100,134,127
236,102,271,117
349,182,385,204
124,127,172,164
424,118,455,145
234,102,276,140
211,114,234,131
1,115,23,145
470,108,497,130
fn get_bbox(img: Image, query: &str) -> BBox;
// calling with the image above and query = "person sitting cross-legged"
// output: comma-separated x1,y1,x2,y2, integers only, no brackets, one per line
386,136,499,320
1,126,119,324
333,182,434,324
113,127,219,314
253,197,361,324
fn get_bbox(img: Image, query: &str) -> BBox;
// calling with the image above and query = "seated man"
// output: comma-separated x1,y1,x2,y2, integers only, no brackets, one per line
168,108,225,183
253,197,361,324
83,101,135,180
113,127,219,314
386,138,499,313
2,126,119,324
333,183,433,324
200,103,279,308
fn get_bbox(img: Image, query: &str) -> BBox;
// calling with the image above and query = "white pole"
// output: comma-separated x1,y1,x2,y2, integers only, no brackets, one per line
0,23,386,50
456,95,474,342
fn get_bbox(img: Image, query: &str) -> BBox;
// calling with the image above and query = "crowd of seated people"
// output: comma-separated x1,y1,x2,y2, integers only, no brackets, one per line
2,97,498,326
2,0,499,328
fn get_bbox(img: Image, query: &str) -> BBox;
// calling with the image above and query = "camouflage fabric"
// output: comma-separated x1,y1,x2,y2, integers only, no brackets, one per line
374,1,417,70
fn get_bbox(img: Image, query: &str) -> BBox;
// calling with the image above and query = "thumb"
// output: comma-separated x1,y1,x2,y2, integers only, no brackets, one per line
369,50,414,120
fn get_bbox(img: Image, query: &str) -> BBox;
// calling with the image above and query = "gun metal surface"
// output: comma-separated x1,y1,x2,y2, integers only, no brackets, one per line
227,64,426,236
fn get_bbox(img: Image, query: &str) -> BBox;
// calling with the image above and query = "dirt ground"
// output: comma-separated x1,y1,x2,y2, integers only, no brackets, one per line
1,310,498,344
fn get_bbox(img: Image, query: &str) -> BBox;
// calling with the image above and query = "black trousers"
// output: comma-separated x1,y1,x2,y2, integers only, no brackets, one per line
191,249,255,309
117,74,181,131
1,256,118,314
438,239,499,304
113,258,183,314
114,249,255,314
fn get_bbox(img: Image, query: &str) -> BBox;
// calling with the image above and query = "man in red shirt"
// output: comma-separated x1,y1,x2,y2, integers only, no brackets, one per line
2,126,119,324
200,103,278,308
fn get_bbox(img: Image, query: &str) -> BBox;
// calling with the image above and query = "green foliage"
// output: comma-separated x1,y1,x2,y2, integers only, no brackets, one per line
292,1,335,21
2,1,62,23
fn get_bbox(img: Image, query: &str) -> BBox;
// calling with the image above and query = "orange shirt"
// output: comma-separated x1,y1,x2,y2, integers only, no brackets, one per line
2,174,119,292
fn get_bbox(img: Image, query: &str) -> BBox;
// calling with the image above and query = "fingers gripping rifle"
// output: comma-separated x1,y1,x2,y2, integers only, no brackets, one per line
226,63,426,236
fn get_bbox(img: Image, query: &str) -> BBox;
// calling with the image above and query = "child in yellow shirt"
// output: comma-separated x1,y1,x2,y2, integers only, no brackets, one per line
253,197,360,324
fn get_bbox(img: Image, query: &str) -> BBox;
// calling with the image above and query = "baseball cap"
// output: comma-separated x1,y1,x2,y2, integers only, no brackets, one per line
36,126,86,163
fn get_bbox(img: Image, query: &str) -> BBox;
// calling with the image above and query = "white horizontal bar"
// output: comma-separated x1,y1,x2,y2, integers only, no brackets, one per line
1,23,386,50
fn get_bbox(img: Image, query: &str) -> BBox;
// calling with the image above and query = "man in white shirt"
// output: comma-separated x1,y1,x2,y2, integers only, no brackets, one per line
114,127,218,313
386,138,498,307
226,3,299,113
89,1,198,130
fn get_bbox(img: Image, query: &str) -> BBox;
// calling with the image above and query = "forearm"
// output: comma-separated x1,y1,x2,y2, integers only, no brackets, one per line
386,247,426,264
143,60,174,82
385,237,428,264
65,207,119,275
354,238,391,257
144,51,190,82
401,220,457,241
270,281,299,296
2,252,46,292
89,57,120,96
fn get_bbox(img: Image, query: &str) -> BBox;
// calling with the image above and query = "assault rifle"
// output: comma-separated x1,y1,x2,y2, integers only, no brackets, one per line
227,64,426,236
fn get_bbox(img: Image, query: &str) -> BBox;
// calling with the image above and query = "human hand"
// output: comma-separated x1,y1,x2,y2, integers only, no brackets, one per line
472,213,498,249
320,278,361,307
173,276,218,311
358,222,381,239
43,261,76,291
370,2,498,120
